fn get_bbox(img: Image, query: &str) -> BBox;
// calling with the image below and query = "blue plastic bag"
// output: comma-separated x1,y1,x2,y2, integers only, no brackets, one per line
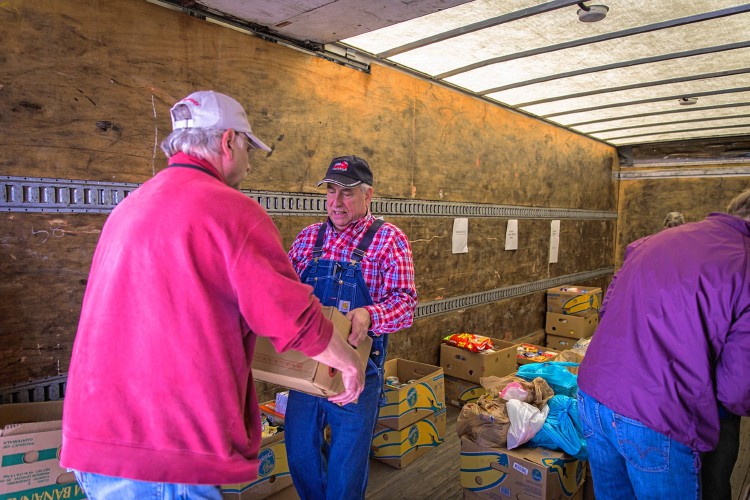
529,395,588,460
516,362,579,397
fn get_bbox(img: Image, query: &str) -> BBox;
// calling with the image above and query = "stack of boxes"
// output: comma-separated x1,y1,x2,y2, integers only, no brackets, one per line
545,286,602,351
370,359,446,468
440,337,518,408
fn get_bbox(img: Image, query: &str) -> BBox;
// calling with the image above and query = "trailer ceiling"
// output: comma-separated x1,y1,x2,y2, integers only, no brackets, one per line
153,0,750,162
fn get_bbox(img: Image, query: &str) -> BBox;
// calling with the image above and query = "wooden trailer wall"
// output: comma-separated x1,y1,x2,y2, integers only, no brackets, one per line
615,169,750,266
0,0,617,396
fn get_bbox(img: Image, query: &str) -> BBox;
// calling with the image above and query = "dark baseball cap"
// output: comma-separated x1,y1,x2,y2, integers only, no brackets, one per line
317,155,373,187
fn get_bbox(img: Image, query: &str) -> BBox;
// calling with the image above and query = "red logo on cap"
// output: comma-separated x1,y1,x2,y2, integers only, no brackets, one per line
182,97,200,106
332,161,349,171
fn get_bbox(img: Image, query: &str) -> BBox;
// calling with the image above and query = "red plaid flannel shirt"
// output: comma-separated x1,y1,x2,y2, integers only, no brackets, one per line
288,213,417,334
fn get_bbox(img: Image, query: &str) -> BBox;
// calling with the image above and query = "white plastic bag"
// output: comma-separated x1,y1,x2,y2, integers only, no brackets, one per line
500,381,529,401
506,399,549,449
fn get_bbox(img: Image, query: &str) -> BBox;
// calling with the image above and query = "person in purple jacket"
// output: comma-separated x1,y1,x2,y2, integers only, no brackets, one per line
578,189,750,499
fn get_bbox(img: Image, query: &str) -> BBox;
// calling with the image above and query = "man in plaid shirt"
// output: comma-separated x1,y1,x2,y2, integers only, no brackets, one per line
285,155,418,499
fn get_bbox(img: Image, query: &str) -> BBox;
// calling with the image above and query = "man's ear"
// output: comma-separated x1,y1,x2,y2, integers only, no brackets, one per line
221,129,235,157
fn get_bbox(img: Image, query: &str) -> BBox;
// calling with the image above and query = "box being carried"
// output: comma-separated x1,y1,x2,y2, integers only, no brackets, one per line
378,359,444,430
545,311,599,339
371,408,446,469
440,338,518,384
252,306,372,397
0,400,86,500
444,375,486,408
460,437,585,500
546,286,602,316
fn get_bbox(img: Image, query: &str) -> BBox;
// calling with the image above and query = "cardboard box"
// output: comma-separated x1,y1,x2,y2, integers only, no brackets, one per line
444,375,486,408
378,359,445,430
440,339,518,384
546,286,602,316
252,306,372,397
545,311,599,339
221,430,292,500
371,408,446,469
460,437,585,500
516,343,560,366
0,401,86,500
546,335,580,352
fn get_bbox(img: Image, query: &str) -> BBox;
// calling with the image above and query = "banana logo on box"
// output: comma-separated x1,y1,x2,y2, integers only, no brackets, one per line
460,450,510,491
459,385,484,404
542,456,585,496
380,381,444,419
562,292,600,315
371,417,444,459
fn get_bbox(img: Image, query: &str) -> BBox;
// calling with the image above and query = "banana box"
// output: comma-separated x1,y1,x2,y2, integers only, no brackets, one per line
0,400,86,500
252,306,372,398
545,311,599,339
378,359,444,430
440,339,518,384
371,408,446,469
221,431,292,500
444,375,485,408
546,286,602,316
460,437,585,500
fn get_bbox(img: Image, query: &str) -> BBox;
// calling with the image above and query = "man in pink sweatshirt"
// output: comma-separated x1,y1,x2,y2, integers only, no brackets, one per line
61,91,364,499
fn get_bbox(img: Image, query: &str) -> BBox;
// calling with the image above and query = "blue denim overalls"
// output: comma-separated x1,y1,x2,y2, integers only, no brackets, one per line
285,219,386,500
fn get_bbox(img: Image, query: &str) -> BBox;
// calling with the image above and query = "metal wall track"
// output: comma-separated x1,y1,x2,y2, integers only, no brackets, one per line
1,176,617,219
614,165,750,180
0,374,67,404
414,267,613,319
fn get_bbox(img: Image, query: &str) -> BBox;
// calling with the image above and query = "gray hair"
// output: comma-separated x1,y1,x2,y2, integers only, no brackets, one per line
359,182,372,194
727,188,750,219
160,103,225,162
663,212,685,228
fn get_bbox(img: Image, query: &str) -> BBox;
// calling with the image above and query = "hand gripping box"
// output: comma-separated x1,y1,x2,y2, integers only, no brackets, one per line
546,286,602,316
252,306,372,397
377,359,445,430
460,437,585,500
440,339,518,384
221,430,292,500
545,311,599,339
0,400,86,500
371,408,446,469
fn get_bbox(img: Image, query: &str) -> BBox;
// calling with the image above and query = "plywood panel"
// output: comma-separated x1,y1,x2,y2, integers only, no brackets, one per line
0,0,617,210
0,213,102,383
616,176,750,265
0,0,617,388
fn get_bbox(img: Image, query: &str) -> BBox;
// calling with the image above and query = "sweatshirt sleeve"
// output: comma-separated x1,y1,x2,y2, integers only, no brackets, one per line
232,211,332,358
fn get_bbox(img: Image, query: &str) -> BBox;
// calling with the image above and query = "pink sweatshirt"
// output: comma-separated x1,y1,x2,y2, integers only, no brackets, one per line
61,153,332,484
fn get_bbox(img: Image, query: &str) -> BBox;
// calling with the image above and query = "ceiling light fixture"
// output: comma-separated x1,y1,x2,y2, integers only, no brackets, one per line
577,2,609,23
678,97,698,105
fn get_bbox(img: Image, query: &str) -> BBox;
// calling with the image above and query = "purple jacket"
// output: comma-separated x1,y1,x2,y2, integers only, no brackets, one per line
579,212,750,452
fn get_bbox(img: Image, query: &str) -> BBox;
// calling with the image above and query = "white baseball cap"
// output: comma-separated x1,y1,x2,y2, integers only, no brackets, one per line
170,91,271,152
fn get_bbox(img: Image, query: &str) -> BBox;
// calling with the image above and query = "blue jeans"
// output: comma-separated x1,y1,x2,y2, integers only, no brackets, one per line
285,348,384,500
73,471,222,500
577,390,700,500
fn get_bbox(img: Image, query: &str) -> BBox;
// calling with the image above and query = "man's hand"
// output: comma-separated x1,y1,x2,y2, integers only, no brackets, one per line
310,322,365,405
346,307,372,347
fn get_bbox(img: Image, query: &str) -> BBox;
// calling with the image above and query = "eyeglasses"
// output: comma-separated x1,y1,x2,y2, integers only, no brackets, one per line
236,134,259,154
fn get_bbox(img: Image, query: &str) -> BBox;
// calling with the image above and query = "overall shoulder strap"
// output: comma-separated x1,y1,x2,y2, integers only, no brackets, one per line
350,219,385,263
